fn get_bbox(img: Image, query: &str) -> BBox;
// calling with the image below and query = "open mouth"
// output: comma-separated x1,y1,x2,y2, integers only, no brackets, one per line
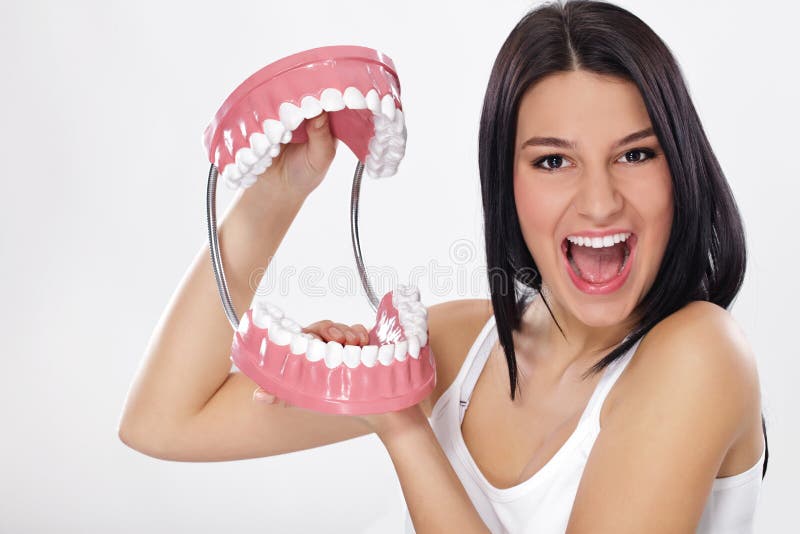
560,233,637,294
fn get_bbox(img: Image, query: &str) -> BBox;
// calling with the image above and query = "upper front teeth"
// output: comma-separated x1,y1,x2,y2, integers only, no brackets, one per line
223,86,405,189
567,232,631,248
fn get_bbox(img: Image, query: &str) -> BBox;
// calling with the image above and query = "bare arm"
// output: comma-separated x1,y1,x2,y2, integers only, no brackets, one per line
117,113,376,460
378,410,491,533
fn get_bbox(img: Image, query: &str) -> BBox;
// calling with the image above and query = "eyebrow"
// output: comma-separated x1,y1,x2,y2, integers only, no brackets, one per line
520,126,656,150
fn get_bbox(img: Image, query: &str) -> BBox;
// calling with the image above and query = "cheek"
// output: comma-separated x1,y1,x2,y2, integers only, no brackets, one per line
514,173,547,234
631,167,674,266
513,171,565,262
647,169,674,235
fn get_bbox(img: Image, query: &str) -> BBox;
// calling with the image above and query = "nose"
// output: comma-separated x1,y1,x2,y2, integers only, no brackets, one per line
573,166,624,222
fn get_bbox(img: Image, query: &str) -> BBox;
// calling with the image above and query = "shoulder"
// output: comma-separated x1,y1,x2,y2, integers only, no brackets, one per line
608,300,760,445
419,299,493,417
568,302,762,531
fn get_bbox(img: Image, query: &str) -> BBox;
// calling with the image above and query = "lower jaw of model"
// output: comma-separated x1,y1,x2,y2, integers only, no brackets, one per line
231,284,434,414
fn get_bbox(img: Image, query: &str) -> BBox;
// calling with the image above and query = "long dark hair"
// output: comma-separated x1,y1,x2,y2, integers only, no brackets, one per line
478,0,768,477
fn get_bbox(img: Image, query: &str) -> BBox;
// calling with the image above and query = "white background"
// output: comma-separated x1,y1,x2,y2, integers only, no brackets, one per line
0,0,797,532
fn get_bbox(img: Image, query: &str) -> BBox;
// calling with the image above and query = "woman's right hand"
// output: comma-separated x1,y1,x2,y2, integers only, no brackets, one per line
252,320,370,406
257,111,338,199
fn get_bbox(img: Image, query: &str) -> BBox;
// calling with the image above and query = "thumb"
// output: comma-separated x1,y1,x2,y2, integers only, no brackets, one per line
304,112,337,174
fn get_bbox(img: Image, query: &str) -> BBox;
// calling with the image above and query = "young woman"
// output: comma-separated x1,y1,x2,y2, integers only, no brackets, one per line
119,1,767,532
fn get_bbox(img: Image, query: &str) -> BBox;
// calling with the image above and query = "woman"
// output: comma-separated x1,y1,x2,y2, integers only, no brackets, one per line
118,1,768,532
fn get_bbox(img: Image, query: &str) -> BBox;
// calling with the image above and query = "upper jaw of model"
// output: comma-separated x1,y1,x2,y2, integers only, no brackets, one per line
236,284,428,369
202,46,407,190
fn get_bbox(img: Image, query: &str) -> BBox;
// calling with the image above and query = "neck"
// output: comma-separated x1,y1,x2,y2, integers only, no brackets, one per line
517,288,638,378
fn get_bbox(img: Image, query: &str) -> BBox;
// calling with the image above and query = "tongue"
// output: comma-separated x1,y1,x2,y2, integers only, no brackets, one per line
569,242,625,283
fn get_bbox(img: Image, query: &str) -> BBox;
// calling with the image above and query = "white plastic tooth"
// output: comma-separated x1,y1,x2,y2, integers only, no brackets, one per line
237,312,251,335
407,300,427,318
603,235,614,247
397,284,420,301
404,315,427,332
269,145,281,157
365,89,381,113
279,102,305,131
263,119,286,145
361,345,379,367
235,147,258,167
394,340,409,362
280,129,292,144
383,166,399,178
300,95,323,119
417,329,428,347
407,335,421,359
397,301,425,319
223,180,241,191
250,154,272,176
343,86,366,109
290,333,309,355
324,341,344,368
251,306,274,329
268,325,293,346
365,156,382,177
380,94,396,121
249,132,270,157
400,317,415,333
405,325,427,347
307,338,327,362
320,88,345,111
280,317,301,334
222,164,241,188
343,345,362,369
237,160,251,175
378,344,395,366
222,162,242,181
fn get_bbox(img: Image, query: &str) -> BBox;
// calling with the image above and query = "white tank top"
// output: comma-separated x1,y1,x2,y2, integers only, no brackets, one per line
403,315,765,533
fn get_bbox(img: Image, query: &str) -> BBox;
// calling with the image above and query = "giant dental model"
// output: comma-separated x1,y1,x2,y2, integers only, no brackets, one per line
202,46,435,414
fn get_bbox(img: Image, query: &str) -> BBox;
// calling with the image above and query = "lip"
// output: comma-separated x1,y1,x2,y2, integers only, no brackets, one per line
561,234,637,295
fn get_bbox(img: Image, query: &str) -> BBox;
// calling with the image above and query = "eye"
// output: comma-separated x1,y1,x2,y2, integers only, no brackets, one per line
617,148,657,164
532,154,573,172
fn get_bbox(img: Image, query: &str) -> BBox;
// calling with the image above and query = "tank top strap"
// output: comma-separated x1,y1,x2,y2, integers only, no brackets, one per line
579,336,645,427
456,315,498,424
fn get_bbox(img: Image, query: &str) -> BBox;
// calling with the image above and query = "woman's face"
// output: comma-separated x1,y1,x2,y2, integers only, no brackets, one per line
513,69,673,330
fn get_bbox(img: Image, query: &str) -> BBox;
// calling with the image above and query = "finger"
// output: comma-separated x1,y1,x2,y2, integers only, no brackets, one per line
304,112,337,174
330,322,360,345
302,320,332,340
352,323,370,345
321,323,345,344
252,387,276,403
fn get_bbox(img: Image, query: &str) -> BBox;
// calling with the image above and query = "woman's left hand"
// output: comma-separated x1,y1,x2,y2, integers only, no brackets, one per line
252,319,428,438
